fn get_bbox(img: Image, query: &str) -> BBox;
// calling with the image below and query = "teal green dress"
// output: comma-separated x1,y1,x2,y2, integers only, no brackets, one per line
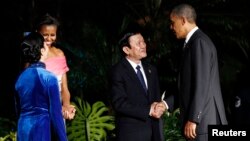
15,62,67,141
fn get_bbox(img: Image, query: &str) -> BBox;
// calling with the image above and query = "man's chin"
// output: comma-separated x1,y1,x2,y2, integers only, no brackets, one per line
142,54,147,58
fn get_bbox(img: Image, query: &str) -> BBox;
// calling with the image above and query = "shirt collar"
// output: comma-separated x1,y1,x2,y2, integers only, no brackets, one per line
126,58,142,71
185,26,199,43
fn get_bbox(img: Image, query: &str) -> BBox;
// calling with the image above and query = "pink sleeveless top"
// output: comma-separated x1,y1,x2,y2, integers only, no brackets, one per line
44,56,69,92
44,56,69,76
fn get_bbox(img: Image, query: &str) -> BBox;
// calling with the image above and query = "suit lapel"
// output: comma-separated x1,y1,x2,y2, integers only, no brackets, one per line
143,63,151,88
121,58,148,96
121,58,137,79
142,62,152,97
122,58,145,88
186,29,200,48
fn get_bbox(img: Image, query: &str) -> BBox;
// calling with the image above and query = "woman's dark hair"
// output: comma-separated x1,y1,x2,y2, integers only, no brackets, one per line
33,13,60,31
21,32,44,63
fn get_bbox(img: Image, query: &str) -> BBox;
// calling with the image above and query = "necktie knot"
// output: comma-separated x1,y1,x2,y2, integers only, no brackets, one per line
136,65,141,70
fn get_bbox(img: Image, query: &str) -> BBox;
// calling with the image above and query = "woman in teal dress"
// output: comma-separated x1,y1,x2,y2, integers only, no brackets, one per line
15,32,67,141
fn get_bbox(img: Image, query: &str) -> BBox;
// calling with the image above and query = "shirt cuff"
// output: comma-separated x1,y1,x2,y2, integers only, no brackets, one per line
162,100,169,110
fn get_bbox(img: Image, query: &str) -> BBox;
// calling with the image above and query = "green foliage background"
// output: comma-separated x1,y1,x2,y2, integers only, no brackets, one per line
66,97,115,141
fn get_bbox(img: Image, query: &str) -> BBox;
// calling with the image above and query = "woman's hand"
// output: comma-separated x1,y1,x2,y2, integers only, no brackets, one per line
62,104,76,120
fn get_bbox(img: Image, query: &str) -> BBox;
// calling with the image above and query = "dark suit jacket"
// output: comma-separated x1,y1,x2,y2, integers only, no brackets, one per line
110,57,163,141
166,29,228,135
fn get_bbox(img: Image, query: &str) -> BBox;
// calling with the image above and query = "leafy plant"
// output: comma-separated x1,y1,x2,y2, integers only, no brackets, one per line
163,108,185,141
66,97,115,141
0,132,16,141
0,117,16,141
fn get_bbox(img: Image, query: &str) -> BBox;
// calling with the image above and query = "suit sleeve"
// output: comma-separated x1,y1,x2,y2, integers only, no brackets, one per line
189,39,211,123
48,76,68,141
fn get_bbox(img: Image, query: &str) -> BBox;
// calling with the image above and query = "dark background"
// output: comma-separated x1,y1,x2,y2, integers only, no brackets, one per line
0,0,250,126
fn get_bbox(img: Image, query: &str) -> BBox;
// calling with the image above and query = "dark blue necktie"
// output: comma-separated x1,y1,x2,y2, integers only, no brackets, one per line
136,65,147,93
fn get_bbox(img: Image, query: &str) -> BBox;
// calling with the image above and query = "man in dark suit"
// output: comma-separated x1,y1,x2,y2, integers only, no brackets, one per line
110,27,166,141
165,3,228,141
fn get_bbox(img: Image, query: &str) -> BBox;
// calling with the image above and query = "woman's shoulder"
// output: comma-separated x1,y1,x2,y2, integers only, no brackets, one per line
50,46,65,57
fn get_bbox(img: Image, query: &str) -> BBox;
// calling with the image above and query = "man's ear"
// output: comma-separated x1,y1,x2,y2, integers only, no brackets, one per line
181,16,186,25
122,46,130,55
